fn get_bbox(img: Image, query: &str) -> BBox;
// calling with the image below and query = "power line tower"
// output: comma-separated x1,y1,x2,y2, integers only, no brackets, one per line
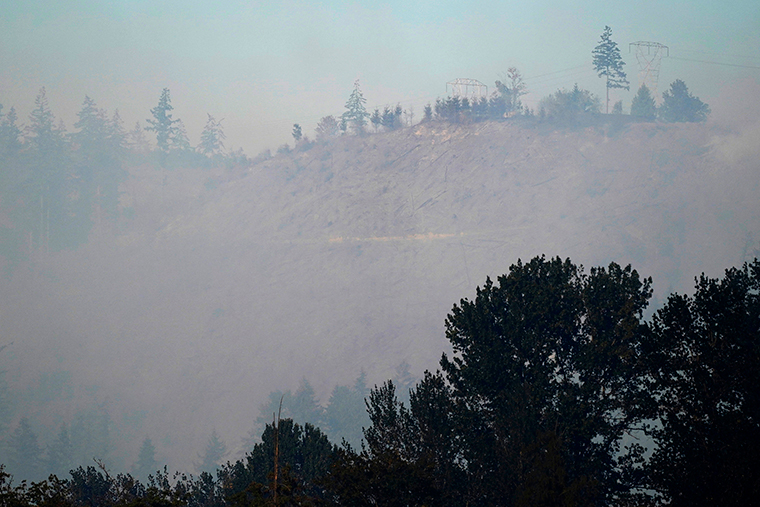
446,78,488,101
629,41,669,101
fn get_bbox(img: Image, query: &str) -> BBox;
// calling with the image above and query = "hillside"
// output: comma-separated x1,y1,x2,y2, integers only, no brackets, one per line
2,117,759,471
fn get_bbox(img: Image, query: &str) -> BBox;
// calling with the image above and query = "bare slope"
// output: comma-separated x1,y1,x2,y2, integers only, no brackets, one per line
3,119,759,470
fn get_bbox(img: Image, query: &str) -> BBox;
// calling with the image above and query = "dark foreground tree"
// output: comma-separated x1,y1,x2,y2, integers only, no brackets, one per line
223,418,336,504
641,260,760,506
658,79,710,122
326,256,654,506
441,257,651,505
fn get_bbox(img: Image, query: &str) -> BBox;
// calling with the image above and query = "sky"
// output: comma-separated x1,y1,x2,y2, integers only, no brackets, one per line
1,0,759,154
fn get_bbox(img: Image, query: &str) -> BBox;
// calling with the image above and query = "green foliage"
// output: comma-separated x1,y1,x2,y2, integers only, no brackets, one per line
441,257,651,505
146,88,180,152
196,430,228,475
199,115,226,156
641,260,760,505
223,418,336,504
658,79,710,122
315,116,340,142
341,80,369,134
7,418,44,482
422,103,433,122
291,124,302,143
592,26,629,113
323,372,370,449
495,67,527,115
631,85,656,120
0,106,22,157
538,84,601,120
380,104,403,131
132,437,159,482
72,95,127,221
47,423,74,479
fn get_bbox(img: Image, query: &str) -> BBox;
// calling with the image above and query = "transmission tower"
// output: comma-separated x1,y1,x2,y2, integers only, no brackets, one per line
446,78,488,101
629,41,669,101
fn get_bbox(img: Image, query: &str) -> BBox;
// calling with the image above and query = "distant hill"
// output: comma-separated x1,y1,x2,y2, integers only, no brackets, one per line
2,117,759,471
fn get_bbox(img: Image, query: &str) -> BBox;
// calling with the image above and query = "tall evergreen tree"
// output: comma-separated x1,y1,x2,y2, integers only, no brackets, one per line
341,80,369,134
8,417,43,482
24,87,71,252
145,88,180,152
0,106,22,157
47,422,74,478
132,437,158,482
592,26,629,113
197,429,228,475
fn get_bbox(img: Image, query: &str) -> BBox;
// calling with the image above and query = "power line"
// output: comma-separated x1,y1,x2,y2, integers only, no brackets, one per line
670,56,760,70
678,49,760,61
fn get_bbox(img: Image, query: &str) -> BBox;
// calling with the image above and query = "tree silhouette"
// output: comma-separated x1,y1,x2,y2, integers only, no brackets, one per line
593,26,629,113
658,79,710,122
145,88,180,152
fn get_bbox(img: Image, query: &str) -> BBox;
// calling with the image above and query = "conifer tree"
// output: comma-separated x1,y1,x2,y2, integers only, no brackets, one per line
341,80,369,134
8,417,43,482
199,114,226,155
631,84,657,119
291,123,302,144
146,88,180,152
47,422,74,478
658,79,710,122
593,26,629,113
132,436,158,481
0,106,22,157
197,429,228,475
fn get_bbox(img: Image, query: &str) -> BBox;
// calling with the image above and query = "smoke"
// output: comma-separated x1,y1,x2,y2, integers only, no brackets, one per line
709,77,760,164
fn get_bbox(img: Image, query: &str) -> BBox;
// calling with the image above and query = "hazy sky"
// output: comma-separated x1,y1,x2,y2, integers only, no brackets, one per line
1,0,759,153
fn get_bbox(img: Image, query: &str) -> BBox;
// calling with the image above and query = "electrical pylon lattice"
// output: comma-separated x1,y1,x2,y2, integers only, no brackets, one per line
629,41,669,101
446,78,488,101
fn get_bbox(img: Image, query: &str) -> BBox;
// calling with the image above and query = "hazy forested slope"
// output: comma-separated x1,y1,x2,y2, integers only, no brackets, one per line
2,118,758,471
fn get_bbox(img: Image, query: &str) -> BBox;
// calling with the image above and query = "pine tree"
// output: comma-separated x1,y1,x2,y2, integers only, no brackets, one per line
291,123,302,143
132,436,159,481
198,114,225,156
145,88,180,152
341,80,369,134
197,429,228,475
47,422,74,478
631,84,657,119
172,119,192,151
592,26,629,113
8,417,43,482
0,106,22,157
128,122,150,153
